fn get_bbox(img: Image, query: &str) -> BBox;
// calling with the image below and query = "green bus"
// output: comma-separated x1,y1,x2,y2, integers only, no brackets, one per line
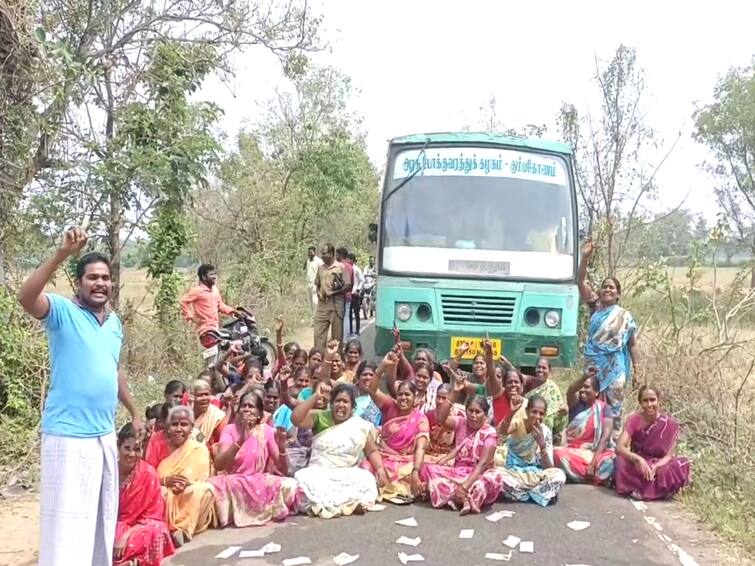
371,132,580,369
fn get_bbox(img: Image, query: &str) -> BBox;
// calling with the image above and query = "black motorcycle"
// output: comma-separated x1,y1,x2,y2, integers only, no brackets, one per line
200,307,277,369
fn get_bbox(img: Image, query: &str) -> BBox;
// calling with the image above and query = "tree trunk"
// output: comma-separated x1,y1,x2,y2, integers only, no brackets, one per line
750,232,755,289
108,190,122,309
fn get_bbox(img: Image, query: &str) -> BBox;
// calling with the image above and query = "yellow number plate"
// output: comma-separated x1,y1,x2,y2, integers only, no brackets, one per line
450,336,501,360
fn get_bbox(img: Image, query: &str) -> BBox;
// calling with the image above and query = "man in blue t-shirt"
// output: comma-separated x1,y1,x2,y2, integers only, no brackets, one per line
17,227,142,566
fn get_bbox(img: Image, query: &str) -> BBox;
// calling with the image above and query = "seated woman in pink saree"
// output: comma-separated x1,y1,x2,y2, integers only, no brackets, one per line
420,394,503,515
362,354,429,503
554,370,615,485
114,423,175,566
210,391,303,527
615,385,690,500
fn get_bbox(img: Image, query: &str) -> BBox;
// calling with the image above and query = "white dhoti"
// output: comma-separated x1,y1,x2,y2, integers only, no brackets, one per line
307,283,319,316
39,432,118,566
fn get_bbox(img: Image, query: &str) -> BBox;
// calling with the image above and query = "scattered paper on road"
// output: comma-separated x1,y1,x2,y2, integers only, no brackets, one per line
395,517,418,527
485,551,512,561
502,535,521,549
398,552,425,565
631,500,648,512
215,546,241,559
367,503,386,512
519,541,534,553
262,542,282,554
282,558,312,566
396,536,422,547
459,529,474,539
333,552,360,565
566,520,591,531
239,550,265,558
485,510,515,522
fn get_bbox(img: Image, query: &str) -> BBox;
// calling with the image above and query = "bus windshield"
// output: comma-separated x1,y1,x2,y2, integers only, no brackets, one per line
381,146,576,281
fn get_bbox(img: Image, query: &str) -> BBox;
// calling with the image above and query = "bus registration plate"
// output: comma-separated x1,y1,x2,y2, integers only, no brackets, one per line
450,337,501,360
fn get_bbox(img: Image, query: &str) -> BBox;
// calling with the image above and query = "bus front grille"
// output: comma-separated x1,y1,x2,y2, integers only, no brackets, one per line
440,293,516,326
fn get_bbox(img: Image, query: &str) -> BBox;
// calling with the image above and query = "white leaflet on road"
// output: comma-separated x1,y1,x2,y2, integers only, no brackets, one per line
333,552,360,565
367,504,386,512
282,558,312,566
215,546,241,559
395,517,418,527
502,535,521,549
239,550,265,558
631,500,648,512
519,541,534,553
396,536,422,547
485,551,512,561
458,529,475,539
566,520,591,531
398,552,425,565
261,542,281,554
485,510,515,522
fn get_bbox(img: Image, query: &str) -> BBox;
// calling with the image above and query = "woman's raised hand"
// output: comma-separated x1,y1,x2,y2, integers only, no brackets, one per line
582,239,595,258
326,339,340,357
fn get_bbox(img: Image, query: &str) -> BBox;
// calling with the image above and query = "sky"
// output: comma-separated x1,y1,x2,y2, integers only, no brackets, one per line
201,0,755,222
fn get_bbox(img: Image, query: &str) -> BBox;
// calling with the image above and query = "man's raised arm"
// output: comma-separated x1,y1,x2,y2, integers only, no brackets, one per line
18,228,87,319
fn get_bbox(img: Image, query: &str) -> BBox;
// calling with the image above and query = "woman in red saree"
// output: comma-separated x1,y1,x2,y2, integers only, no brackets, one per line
554,370,615,485
362,354,429,503
420,394,503,515
615,385,690,500
115,423,175,566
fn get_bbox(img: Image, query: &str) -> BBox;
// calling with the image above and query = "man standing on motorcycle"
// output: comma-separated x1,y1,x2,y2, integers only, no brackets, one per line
180,263,239,347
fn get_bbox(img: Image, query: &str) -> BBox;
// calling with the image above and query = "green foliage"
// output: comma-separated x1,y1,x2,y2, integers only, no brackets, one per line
695,61,755,283
0,287,48,480
190,64,378,323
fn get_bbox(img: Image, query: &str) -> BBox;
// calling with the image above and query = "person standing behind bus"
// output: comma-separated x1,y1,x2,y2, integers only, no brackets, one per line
336,247,354,339
349,253,364,336
314,244,351,349
305,245,323,318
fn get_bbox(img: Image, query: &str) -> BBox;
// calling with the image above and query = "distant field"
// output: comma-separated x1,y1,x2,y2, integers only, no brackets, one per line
45,268,192,311
44,265,750,315
666,266,747,290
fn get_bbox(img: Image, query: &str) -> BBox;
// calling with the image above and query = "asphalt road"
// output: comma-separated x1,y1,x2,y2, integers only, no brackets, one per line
166,323,712,566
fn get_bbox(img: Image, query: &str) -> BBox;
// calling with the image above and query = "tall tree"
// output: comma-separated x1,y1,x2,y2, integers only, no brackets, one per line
695,59,755,286
558,45,679,276
9,0,319,304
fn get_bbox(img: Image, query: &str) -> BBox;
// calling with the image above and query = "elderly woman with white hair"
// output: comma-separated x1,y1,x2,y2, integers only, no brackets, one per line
157,405,216,547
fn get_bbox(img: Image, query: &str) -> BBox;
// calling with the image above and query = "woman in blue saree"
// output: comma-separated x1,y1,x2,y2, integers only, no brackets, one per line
579,241,640,440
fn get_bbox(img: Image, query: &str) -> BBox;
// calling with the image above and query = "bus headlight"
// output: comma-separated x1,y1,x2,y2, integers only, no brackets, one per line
544,310,561,328
396,303,412,322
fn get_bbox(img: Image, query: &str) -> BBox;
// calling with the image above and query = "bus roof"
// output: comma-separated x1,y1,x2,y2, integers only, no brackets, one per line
389,132,572,155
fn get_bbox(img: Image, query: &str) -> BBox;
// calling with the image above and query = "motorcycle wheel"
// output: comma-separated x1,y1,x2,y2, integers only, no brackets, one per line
260,340,277,368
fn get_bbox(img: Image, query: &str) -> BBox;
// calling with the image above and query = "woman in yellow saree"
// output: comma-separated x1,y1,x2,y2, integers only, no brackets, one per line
157,405,216,547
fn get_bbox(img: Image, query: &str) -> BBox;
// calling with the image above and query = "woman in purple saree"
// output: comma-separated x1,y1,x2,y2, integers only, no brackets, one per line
615,385,690,500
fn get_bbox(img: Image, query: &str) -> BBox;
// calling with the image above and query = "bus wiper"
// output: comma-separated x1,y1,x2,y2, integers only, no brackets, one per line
382,138,430,203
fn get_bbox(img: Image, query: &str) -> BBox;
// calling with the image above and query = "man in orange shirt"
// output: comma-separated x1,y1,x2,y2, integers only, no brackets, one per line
180,264,238,347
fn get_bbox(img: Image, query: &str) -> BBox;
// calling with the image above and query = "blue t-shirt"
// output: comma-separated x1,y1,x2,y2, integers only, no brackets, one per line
42,294,123,437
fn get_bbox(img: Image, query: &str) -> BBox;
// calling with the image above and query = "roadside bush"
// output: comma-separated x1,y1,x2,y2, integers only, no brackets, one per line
0,288,48,485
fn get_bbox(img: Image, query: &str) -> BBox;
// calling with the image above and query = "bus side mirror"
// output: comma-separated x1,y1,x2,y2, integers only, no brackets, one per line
368,223,378,243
